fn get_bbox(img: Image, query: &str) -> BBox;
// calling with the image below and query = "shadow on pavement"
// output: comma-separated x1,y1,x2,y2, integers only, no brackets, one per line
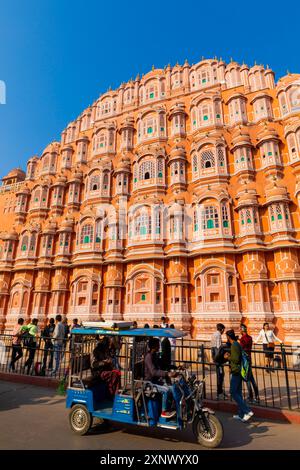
89,413,272,449
0,381,64,412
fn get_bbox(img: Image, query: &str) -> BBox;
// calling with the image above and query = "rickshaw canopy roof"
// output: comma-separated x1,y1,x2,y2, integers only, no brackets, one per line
71,326,187,338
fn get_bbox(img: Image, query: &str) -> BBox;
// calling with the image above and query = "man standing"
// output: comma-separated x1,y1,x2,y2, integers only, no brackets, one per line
51,315,65,376
225,329,253,422
10,318,25,372
210,323,226,400
239,324,260,403
24,318,39,375
41,318,55,373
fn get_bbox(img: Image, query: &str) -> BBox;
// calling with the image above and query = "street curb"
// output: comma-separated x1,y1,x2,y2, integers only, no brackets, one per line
204,399,300,425
1,372,299,424
0,372,59,389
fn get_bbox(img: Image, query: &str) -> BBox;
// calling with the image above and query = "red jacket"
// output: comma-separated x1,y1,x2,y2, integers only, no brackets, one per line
239,333,253,359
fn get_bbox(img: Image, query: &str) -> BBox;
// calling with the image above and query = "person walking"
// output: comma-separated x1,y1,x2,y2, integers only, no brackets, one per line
41,318,55,373
210,323,227,400
51,315,65,376
239,324,260,403
10,318,25,372
224,329,253,422
255,322,282,372
23,318,39,375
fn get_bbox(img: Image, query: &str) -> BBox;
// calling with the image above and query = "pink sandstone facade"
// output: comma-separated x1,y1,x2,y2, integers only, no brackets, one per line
1,58,300,341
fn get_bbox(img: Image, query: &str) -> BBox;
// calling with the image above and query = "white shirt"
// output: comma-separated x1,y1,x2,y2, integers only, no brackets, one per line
211,331,222,349
255,329,282,344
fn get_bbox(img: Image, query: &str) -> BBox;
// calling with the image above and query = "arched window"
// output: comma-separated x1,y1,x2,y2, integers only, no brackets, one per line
279,94,288,116
287,133,298,161
21,235,28,251
194,208,199,231
157,159,164,178
80,224,93,244
289,86,300,112
103,172,109,189
90,174,100,191
193,154,199,172
202,206,219,229
201,150,215,169
222,204,229,227
199,101,212,125
29,233,36,252
33,189,41,203
139,160,155,180
217,147,226,167
276,203,283,220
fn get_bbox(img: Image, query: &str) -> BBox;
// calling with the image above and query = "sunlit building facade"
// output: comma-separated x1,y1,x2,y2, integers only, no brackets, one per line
1,58,300,341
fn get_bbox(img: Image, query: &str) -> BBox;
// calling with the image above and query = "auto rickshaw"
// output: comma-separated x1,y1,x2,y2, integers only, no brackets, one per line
66,321,223,448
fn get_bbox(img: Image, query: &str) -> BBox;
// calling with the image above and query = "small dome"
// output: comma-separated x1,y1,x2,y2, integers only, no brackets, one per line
42,141,60,156
265,182,289,202
231,128,252,148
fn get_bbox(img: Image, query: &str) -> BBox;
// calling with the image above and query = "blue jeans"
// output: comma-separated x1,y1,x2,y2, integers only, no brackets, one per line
53,343,63,373
154,384,173,411
230,374,251,418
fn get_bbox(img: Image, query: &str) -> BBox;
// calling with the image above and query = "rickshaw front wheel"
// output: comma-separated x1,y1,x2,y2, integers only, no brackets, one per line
69,404,92,435
193,413,223,448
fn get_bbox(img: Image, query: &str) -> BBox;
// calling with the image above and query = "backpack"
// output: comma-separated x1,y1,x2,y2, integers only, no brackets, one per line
22,329,34,348
240,347,251,382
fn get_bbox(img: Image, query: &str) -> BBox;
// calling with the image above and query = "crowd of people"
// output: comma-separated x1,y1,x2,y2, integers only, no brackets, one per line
9,315,80,375
210,322,283,422
8,314,284,423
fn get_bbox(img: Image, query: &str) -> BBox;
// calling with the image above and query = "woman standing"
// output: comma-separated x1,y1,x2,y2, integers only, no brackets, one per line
255,322,282,372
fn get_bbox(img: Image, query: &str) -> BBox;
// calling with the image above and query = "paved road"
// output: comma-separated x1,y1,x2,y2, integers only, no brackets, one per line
0,380,299,450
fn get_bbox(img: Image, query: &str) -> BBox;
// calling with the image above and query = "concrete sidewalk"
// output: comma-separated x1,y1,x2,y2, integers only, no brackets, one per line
0,380,299,450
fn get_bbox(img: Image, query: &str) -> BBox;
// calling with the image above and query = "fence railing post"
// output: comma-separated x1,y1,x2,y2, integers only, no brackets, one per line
200,343,206,399
281,343,292,410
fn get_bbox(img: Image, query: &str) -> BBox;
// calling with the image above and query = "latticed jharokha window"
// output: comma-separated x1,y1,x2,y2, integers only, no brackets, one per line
201,150,215,169
135,213,151,236
80,224,93,244
139,160,155,180
90,174,100,191
202,206,219,229
21,235,28,251
217,147,225,167
222,204,229,227
193,154,198,172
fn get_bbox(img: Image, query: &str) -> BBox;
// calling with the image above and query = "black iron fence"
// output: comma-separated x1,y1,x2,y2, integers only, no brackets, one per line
0,334,71,380
0,334,300,410
175,340,300,411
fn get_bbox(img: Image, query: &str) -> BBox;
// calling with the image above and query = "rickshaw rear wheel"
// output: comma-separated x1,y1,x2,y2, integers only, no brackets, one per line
193,413,223,448
69,404,92,435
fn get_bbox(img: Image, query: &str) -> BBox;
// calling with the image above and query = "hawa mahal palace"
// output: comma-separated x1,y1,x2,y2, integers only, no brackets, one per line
1,58,300,341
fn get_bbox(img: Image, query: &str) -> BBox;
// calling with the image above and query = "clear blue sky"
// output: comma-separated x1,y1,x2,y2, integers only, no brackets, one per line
1,0,300,177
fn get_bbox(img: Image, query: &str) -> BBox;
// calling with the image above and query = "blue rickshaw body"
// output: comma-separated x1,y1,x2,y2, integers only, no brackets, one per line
66,326,188,429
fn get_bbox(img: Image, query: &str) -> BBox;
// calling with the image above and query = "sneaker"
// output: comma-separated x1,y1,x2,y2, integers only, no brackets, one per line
233,415,244,421
243,412,254,422
161,410,176,419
